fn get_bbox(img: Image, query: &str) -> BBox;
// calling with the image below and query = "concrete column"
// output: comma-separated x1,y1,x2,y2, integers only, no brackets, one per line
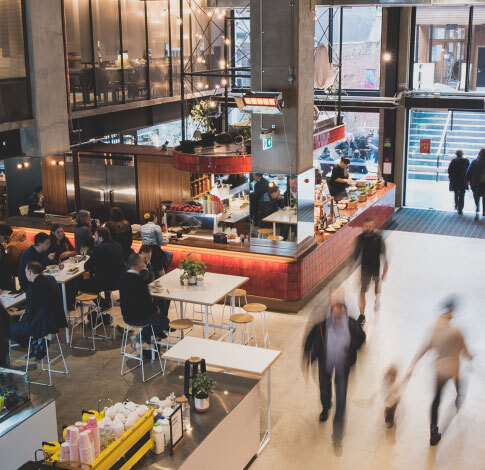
250,0,314,175
20,0,70,157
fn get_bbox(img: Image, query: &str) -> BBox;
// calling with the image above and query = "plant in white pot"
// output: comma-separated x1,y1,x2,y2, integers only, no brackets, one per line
178,255,207,286
192,372,217,412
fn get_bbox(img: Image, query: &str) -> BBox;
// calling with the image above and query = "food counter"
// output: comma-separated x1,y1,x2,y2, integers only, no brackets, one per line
8,184,394,312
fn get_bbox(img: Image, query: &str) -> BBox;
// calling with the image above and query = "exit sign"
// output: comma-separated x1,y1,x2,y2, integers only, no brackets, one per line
263,136,273,150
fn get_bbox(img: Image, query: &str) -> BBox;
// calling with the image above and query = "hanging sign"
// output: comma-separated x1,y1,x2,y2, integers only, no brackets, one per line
420,138,431,154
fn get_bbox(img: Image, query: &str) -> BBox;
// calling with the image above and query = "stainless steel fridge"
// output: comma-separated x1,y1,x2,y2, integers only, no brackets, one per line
78,152,137,223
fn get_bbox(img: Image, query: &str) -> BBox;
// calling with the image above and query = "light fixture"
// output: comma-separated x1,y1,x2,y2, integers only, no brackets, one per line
17,163,23,169
51,160,57,166
204,84,209,89
383,52,392,62
176,17,182,25
197,57,203,63
224,39,230,45
242,92,282,115
215,84,220,89
221,78,227,86
59,160,65,166
219,60,226,68
209,100,216,108
23,162,30,168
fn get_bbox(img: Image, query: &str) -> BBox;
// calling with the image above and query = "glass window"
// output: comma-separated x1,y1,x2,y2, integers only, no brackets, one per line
234,8,250,88
120,0,148,102
137,119,194,147
469,6,485,92
170,0,182,95
0,0,30,123
147,0,171,98
65,0,95,110
413,6,469,91
91,0,123,106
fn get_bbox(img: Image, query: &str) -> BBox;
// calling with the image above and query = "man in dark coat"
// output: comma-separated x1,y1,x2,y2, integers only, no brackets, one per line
10,261,67,358
348,150,369,174
27,185,44,217
18,232,57,290
119,253,168,343
448,150,470,215
250,173,270,223
467,149,485,220
84,227,124,309
0,223,15,291
303,302,366,444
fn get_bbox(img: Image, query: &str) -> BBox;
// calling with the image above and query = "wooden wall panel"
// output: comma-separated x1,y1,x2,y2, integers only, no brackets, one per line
158,158,191,204
41,155,68,214
137,161,161,220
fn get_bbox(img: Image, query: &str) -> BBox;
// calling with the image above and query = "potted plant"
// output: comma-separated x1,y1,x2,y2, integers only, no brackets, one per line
347,195,358,209
358,190,367,202
192,372,216,412
366,183,376,196
191,100,216,147
376,176,385,190
178,255,207,286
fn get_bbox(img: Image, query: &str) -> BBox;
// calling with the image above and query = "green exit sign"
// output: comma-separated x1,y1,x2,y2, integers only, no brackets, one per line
263,136,273,150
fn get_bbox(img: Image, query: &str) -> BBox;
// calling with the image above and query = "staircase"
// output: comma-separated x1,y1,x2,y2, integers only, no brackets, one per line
408,110,485,182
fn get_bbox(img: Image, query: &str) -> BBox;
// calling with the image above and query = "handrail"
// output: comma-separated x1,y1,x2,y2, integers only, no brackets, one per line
436,110,452,156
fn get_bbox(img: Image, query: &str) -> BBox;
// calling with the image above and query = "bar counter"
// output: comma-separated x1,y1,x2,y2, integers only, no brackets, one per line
8,184,395,311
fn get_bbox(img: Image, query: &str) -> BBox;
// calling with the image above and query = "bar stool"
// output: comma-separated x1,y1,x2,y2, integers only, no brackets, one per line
267,235,284,241
69,293,108,351
243,303,270,348
25,334,68,387
230,313,257,346
258,228,274,239
121,324,164,382
157,319,194,371
221,289,247,327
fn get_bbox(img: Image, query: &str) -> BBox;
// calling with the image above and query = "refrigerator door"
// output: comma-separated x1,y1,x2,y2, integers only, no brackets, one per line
78,153,109,222
106,154,137,223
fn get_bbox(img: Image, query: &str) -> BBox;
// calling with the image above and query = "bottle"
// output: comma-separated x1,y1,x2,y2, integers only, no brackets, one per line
175,396,191,431
159,416,171,447
151,423,165,454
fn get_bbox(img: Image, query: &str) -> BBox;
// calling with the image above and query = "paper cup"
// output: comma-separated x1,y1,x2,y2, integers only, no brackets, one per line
60,442,70,462
79,430,91,449
66,425,80,445
79,445,94,465
69,442,79,463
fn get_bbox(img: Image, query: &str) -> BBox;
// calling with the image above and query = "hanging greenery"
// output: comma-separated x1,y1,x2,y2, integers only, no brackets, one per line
190,100,216,134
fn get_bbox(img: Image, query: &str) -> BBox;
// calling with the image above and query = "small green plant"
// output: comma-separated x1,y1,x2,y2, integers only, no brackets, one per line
368,183,375,189
359,189,367,195
350,195,357,202
192,372,217,399
178,255,207,283
190,100,215,133
290,196,297,209
377,176,383,183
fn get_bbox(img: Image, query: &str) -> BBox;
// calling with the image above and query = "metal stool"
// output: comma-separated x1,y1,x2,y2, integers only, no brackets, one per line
243,303,270,348
121,324,164,382
69,293,109,351
230,313,257,346
25,334,68,387
222,288,247,327
157,319,194,371
267,235,283,241
258,228,273,239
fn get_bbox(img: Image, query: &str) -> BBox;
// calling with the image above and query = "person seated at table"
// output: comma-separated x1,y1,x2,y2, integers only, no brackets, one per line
141,212,170,279
27,185,44,217
9,261,66,360
328,157,354,201
119,253,169,346
283,176,298,207
49,224,77,261
18,232,57,291
84,227,124,311
256,185,284,227
139,245,170,317
74,210,94,255
348,150,369,175
6,229,32,275
0,223,15,290
105,206,133,263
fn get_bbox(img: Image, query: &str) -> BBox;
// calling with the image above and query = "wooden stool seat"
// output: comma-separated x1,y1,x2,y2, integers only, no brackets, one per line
229,313,254,324
169,319,194,330
234,289,247,297
243,303,267,313
75,293,98,302
267,235,283,241
258,228,273,235
7,309,24,317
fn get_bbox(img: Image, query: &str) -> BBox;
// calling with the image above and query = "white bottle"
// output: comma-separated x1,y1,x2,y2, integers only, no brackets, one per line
151,424,165,454
159,417,171,447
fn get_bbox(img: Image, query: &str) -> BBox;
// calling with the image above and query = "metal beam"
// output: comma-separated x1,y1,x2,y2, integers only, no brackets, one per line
315,0,484,5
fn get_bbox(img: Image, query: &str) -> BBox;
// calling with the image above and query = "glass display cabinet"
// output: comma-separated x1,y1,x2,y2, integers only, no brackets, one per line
0,367,30,424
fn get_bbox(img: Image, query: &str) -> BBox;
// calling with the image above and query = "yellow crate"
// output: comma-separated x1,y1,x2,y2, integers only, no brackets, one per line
45,409,154,470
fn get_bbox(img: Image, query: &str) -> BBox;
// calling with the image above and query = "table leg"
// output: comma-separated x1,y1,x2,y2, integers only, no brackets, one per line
231,290,235,317
204,305,209,339
180,301,185,339
257,366,271,455
272,222,276,236
61,283,69,344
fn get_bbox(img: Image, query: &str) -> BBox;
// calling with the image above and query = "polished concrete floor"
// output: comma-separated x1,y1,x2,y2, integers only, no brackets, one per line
9,230,485,469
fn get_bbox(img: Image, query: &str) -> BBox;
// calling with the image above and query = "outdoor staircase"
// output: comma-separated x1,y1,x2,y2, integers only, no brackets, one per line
408,110,485,181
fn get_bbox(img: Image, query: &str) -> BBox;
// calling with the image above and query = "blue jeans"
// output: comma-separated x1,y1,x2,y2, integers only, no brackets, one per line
320,366,348,440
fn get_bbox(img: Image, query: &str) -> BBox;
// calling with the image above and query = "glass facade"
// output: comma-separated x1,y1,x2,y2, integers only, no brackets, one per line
0,0,30,123
469,7,485,92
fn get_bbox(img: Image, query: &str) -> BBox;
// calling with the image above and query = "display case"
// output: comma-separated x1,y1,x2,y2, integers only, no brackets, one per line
0,367,31,424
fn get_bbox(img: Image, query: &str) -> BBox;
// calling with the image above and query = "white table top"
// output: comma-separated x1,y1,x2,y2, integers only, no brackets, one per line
48,259,87,284
0,292,26,310
162,337,282,375
262,209,297,225
150,269,248,306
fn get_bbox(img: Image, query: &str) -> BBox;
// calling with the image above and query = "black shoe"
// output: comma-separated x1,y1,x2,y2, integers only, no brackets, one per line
357,315,366,326
157,331,168,340
319,409,329,422
458,210,463,215
430,426,441,446
475,214,479,221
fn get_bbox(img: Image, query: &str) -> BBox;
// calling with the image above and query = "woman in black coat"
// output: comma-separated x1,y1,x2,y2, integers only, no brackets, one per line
447,150,470,214
105,207,133,263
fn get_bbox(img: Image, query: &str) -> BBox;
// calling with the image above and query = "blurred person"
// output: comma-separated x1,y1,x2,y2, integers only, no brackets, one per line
257,185,285,228
448,150,470,215
140,212,170,279
407,298,472,446
382,364,409,428
9,261,66,359
18,232,57,290
467,149,485,220
352,217,388,325
49,224,77,261
335,133,358,158
319,147,336,175
283,176,298,207
348,150,369,175
6,229,32,274
84,227,124,311
74,210,94,255
328,157,354,201
250,173,270,223
27,185,44,217
303,302,366,444
0,223,14,290
105,206,133,262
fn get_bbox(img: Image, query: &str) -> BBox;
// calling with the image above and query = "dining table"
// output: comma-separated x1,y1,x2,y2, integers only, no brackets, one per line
150,269,248,340
262,208,298,236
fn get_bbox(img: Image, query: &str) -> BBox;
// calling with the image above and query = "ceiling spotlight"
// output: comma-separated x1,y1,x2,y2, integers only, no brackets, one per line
219,60,226,68
17,163,23,169
197,82,203,88
209,100,216,108
221,78,227,86
225,39,231,45
23,162,30,168
204,84,209,89
383,52,392,62
207,11,213,17
51,160,57,166
59,160,65,166
197,57,203,63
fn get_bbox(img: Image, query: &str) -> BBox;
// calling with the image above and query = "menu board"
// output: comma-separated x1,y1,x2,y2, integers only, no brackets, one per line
169,405,184,454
